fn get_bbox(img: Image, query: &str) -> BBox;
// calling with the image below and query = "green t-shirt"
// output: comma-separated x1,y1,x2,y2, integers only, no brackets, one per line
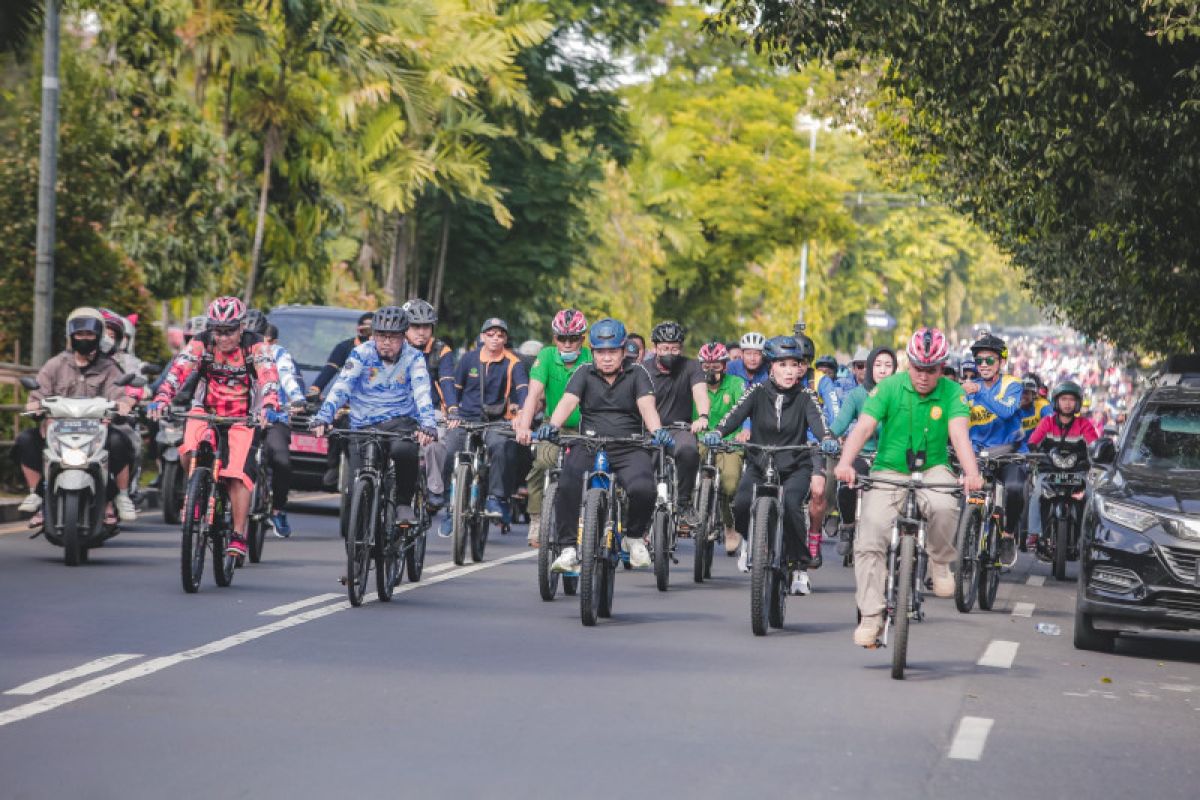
694,373,745,440
530,345,592,429
862,372,969,473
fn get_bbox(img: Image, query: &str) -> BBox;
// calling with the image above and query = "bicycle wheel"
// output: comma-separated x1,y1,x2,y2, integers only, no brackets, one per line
766,505,786,630
338,452,351,540
180,469,211,593
579,488,607,627
470,513,490,562
892,534,916,680
212,489,236,588
953,503,982,613
247,471,269,564
345,477,375,607
450,463,471,565
376,480,401,601
652,507,671,592
538,479,560,601
694,476,714,583
598,553,615,618
406,522,427,583
978,518,1001,610
750,497,775,636
1051,517,1069,581
161,460,183,525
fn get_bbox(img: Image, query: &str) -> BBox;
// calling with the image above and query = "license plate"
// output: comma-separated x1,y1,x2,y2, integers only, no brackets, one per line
290,432,328,455
1049,473,1083,485
56,419,100,433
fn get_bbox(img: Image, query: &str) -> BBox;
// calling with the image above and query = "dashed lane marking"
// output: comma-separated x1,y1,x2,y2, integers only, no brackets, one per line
259,593,344,616
1011,602,1035,618
1026,575,1045,587
948,716,994,761
5,654,144,696
977,640,1020,669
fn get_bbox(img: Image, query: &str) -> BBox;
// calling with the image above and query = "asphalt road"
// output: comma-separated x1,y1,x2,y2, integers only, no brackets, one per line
1,496,1197,799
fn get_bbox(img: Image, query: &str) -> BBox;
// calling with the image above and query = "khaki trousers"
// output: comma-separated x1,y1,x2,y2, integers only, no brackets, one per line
525,440,561,516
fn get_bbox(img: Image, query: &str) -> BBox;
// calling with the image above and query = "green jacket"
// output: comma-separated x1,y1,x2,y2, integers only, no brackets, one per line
695,373,746,441
831,384,880,452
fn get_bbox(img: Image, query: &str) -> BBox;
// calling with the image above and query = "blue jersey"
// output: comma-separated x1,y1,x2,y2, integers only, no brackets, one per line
803,371,841,430
967,374,1024,450
268,343,306,407
316,341,437,430
728,358,769,388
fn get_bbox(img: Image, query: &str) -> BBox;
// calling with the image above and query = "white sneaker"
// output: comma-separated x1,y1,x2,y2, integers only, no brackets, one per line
113,492,138,522
737,544,749,573
790,570,811,596
624,536,651,568
551,546,580,574
527,513,540,547
18,492,41,513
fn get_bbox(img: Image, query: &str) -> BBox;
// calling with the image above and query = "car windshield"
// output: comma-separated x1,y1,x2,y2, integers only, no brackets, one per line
270,310,364,371
1120,404,1200,471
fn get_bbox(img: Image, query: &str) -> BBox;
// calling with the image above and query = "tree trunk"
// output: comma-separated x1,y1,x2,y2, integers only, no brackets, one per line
431,205,451,313
387,212,407,304
405,214,420,300
221,68,236,140
245,126,279,305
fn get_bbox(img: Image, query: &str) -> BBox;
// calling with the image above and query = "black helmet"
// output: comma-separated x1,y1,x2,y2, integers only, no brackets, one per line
792,331,816,362
970,333,1008,360
1051,380,1083,407
402,298,437,325
1021,377,1039,393
372,306,409,334
1024,372,1044,389
243,309,268,336
815,354,838,371
650,321,686,344
763,335,803,363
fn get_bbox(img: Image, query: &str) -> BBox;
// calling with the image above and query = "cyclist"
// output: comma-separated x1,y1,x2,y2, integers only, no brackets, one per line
308,311,373,488
513,309,592,547
309,306,437,518
963,332,1026,564
1018,376,1051,450
540,318,672,573
643,321,710,529
147,297,283,560
402,298,458,511
815,355,839,383
829,346,897,554
1024,380,1097,551
793,327,840,566
18,307,139,527
625,333,646,364
837,347,870,401
960,356,979,382
728,331,768,387
453,317,529,524
835,327,983,647
703,335,834,595
942,354,963,383
693,342,746,555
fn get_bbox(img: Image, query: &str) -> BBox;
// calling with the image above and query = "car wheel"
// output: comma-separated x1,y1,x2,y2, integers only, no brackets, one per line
1073,577,1117,652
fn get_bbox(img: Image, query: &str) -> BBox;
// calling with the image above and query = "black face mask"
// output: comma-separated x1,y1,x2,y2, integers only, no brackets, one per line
72,336,98,355
704,370,722,385
657,353,679,371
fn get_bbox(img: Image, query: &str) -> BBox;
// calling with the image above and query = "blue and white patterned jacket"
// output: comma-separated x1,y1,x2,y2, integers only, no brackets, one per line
316,341,437,430
268,343,306,407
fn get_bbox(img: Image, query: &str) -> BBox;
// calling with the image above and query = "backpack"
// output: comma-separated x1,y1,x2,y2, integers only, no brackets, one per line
195,330,263,385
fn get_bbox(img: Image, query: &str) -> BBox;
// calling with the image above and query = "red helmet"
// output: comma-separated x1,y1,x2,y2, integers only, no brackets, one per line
906,327,950,368
551,308,588,337
207,296,246,326
698,341,729,363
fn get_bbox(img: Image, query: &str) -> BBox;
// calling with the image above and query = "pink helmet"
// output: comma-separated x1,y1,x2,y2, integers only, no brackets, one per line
551,308,588,336
207,296,246,326
906,327,950,367
698,341,729,363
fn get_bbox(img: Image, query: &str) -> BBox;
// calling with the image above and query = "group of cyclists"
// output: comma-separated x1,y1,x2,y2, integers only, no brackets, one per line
18,295,1108,649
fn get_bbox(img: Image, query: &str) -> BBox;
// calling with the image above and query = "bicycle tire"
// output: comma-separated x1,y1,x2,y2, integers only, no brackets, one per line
694,476,714,583
652,507,671,592
953,503,982,613
892,534,916,680
161,460,183,525
451,462,471,565
376,485,401,601
247,471,269,564
180,469,210,593
338,453,351,540
579,488,607,626
599,554,614,618
212,489,236,588
471,516,490,563
978,518,1001,610
766,504,786,630
1051,516,1069,581
538,479,560,601
406,523,427,583
750,498,774,636
346,476,374,607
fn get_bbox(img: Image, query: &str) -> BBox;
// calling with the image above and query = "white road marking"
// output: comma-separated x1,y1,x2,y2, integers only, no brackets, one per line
1026,575,1045,586
289,492,340,503
5,654,143,696
0,551,535,728
259,593,344,616
423,562,457,575
977,640,1020,669
948,716,994,761
1011,602,1035,618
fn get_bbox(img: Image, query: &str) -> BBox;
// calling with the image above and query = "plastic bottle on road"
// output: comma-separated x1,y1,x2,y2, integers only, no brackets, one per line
1035,623,1061,636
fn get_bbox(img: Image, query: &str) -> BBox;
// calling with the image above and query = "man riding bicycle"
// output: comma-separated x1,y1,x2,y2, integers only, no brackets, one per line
308,311,374,488
835,327,983,647
540,318,672,573
402,298,459,512
727,331,769,388
693,342,746,555
309,306,437,519
148,297,283,560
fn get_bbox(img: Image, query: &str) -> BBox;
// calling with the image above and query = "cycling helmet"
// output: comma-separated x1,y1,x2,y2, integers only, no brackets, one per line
121,315,137,352
763,335,803,363
792,330,816,362
943,354,962,375
589,318,627,350
65,307,105,340
206,296,246,326
1024,372,1044,390
740,331,766,351
969,332,1008,360
243,308,268,336
650,320,685,344
402,298,438,325
372,305,410,334
1050,380,1083,407
905,327,950,367
518,339,543,358
1021,377,1039,393
697,342,729,363
960,357,978,376
815,354,838,371
551,308,588,337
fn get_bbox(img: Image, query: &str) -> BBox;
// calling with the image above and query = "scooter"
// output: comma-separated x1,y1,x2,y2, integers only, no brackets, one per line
156,402,189,524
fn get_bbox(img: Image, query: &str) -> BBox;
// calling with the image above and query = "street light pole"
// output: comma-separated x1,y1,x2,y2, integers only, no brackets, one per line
32,0,61,365
797,117,817,326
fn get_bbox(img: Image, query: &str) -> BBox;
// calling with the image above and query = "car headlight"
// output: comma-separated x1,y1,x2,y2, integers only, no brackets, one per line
61,447,89,467
1050,451,1078,469
1160,514,1200,542
1097,496,1158,532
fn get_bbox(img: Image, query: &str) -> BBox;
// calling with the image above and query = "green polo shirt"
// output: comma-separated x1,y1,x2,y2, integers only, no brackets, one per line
694,373,745,440
530,344,592,429
862,372,969,473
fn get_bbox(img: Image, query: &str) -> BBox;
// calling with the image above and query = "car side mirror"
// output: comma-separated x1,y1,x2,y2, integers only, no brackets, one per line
19,376,39,391
1090,437,1116,466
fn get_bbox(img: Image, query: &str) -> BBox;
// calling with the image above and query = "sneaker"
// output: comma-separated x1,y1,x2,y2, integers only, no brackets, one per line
485,496,505,521
113,491,138,522
322,466,339,490
28,510,44,529
271,511,291,538
624,536,652,568
18,492,42,513
854,614,884,647
438,512,453,538
226,535,248,559
929,561,954,597
836,524,854,556
1025,532,1039,552
999,533,1018,567
790,569,811,596
104,504,119,526
425,491,445,512
724,526,742,555
527,513,541,548
737,544,750,573
680,505,701,530
807,531,823,569
551,546,580,573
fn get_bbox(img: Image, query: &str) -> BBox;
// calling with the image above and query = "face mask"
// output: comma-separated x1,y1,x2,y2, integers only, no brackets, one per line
657,353,679,371
561,349,580,364
100,333,116,354
72,336,98,355
705,370,722,385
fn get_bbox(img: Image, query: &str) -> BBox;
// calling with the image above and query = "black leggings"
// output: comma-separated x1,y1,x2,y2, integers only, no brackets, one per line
733,463,812,566
346,418,421,505
15,426,134,500
554,443,655,546
263,422,292,510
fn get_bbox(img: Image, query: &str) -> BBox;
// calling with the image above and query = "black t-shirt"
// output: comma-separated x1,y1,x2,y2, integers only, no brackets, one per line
642,355,705,425
564,362,654,437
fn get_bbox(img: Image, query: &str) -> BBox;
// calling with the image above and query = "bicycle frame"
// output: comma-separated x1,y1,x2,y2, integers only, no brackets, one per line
883,478,929,645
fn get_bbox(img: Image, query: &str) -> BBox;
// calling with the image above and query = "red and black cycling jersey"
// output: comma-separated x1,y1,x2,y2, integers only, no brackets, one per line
154,331,280,417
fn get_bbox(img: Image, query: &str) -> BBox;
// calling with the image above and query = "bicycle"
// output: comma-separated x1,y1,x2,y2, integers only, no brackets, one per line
693,441,742,583
246,438,272,564
952,451,1029,612
175,412,258,593
331,428,429,606
837,451,876,568
449,421,515,566
857,472,961,679
650,424,688,592
742,443,819,636
536,439,579,602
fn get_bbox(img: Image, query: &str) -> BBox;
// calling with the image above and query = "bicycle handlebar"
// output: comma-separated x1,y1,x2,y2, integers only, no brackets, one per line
857,474,962,492
165,411,257,425
740,443,820,453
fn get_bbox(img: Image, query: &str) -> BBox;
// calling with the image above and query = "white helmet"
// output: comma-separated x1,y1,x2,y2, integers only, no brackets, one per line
740,331,766,351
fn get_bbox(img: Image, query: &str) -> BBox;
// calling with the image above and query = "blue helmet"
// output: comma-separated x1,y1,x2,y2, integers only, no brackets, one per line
763,335,804,363
589,318,627,350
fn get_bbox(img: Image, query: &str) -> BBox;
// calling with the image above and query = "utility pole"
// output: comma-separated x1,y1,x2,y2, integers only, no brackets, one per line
797,88,818,327
32,0,61,365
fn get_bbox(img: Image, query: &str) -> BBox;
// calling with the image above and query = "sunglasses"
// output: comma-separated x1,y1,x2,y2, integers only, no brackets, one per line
212,326,240,337
976,356,1000,366
556,335,583,343
852,362,866,369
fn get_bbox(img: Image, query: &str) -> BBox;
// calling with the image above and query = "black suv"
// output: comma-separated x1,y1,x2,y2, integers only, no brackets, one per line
1075,355,1200,651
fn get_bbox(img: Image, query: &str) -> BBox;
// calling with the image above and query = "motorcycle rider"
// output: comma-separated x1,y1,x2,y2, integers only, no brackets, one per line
18,307,139,527
1025,380,1097,551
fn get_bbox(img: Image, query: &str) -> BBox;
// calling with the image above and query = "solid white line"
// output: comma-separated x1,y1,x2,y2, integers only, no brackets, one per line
1011,602,1035,618
948,716,994,761
1026,575,1045,587
291,492,341,502
4,654,144,696
259,593,344,617
0,551,534,729
423,562,457,575
977,640,1020,669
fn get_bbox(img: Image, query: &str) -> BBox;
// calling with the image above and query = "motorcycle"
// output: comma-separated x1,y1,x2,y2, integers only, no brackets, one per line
20,373,143,565
1033,438,1090,581
156,402,189,524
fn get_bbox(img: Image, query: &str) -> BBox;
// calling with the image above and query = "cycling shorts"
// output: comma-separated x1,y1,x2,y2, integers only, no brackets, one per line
181,415,259,491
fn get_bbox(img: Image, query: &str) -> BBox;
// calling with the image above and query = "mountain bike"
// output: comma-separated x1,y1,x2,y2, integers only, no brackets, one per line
693,442,742,583
650,424,687,592
953,451,1028,612
536,440,578,601
449,421,515,566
